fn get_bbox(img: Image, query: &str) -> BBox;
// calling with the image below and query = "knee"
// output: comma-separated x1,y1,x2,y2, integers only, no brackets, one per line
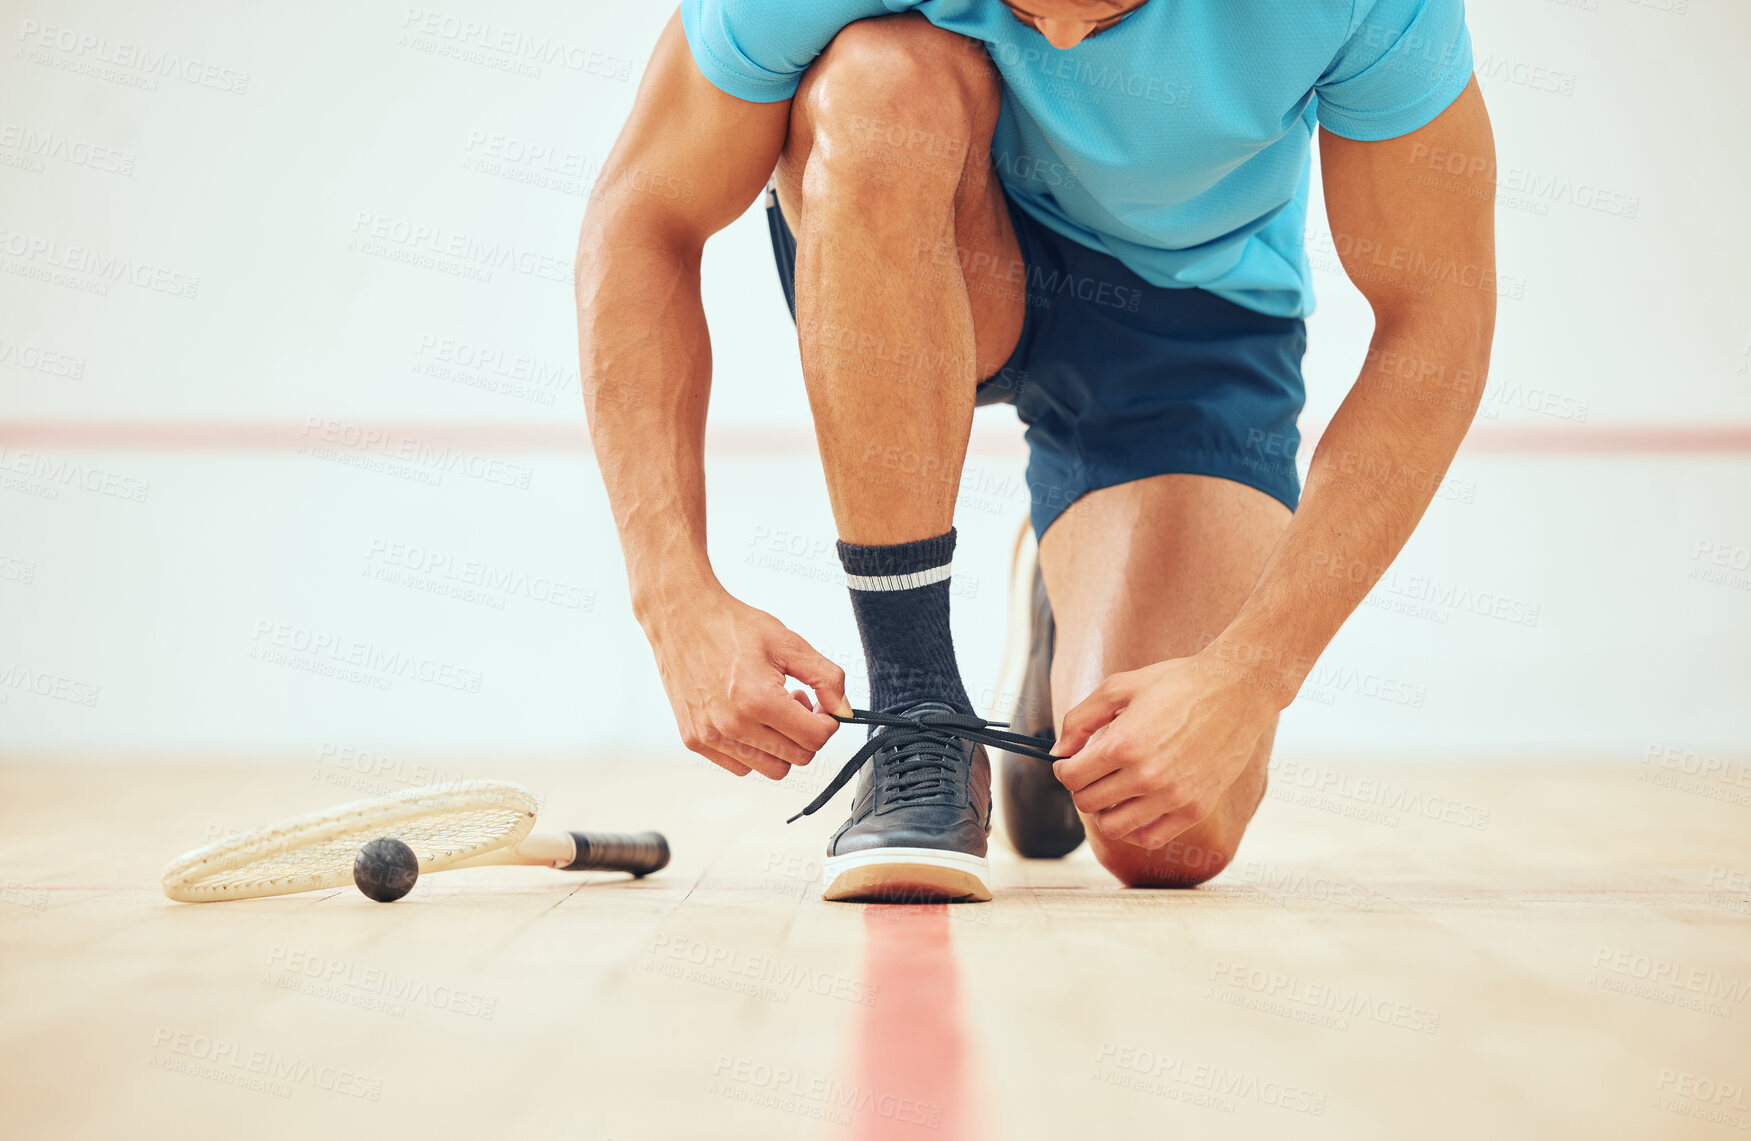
1090,827,1240,890
797,16,998,182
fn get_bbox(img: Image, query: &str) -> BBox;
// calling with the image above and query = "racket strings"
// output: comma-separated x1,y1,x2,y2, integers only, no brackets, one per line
198,805,528,890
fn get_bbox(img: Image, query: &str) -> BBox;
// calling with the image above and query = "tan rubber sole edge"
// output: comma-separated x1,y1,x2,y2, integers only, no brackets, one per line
822,849,993,903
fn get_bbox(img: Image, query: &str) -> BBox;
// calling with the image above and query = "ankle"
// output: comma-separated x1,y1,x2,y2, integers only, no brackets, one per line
839,529,974,720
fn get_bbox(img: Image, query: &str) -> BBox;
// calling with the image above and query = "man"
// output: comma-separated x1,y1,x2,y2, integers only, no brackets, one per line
575,0,1496,901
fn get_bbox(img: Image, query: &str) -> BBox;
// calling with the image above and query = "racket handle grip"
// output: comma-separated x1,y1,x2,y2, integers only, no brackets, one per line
563,831,670,877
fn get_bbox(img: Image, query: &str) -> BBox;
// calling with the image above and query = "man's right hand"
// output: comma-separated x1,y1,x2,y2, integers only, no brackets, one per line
646,591,851,779
577,13,838,780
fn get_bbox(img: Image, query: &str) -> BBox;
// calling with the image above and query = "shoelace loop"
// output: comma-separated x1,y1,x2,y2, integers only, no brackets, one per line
786,707,1057,824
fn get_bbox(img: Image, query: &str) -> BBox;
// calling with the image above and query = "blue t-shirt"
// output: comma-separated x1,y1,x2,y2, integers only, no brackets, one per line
680,0,1473,318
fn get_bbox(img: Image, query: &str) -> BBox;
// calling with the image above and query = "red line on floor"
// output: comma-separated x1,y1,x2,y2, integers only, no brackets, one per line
3,420,1751,454
854,905,977,1140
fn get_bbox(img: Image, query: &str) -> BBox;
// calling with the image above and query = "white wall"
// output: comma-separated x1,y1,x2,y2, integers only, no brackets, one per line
2,0,1747,763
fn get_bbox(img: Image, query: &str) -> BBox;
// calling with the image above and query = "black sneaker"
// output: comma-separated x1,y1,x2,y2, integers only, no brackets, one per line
788,701,1055,902
992,522,1085,859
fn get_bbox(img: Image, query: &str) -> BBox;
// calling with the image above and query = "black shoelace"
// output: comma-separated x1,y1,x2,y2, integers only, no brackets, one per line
786,707,1058,823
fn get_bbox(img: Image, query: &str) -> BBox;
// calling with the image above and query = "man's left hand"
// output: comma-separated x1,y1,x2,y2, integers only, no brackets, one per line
1050,652,1279,850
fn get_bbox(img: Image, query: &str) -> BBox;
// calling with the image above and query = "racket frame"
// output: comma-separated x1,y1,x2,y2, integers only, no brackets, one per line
161,780,539,902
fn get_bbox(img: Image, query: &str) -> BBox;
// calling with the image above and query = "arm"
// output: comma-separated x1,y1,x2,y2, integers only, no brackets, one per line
1053,79,1497,845
1214,77,1497,696
577,13,848,779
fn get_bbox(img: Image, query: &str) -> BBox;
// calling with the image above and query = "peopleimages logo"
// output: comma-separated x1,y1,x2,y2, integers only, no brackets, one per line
264,946,498,1020
1024,264,1144,312
0,447,150,502
363,539,595,612
248,621,485,694
0,227,200,299
1407,143,1640,220
991,150,1082,192
1206,960,1442,1034
0,124,135,175
299,419,534,490
398,8,633,81
0,334,86,379
649,935,880,1006
15,21,251,94
149,1027,383,1101
1093,1042,1327,1115
1272,761,1487,829
984,42,1191,108
0,665,100,708
709,1055,940,1128
349,212,573,284
1590,944,1750,1016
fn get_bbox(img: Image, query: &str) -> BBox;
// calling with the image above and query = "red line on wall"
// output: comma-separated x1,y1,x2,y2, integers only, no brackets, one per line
2,419,1750,454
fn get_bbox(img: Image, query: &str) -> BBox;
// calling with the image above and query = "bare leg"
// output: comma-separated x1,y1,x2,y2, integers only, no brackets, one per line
772,14,1024,545
1039,474,1293,887
772,16,1033,902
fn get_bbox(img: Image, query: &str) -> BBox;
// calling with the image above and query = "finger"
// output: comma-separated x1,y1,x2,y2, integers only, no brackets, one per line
1053,678,1131,757
724,739,794,780
728,717,817,769
1052,731,1123,793
1068,766,1144,815
773,640,852,718
760,693,840,754
694,730,790,780
1122,812,1198,852
1096,793,1186,843
694,745,753,778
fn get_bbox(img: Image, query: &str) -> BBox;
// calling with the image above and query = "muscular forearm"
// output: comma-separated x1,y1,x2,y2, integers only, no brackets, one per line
576,206,724,626
566,14,844,775
572,10,796,632
1209,310,1492,704
1203,82,1498,707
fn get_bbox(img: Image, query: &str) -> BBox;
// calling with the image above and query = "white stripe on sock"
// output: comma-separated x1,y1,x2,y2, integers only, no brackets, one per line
844,563,953,592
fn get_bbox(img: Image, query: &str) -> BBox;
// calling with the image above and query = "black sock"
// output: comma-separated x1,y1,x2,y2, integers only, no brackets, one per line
837,529,973,717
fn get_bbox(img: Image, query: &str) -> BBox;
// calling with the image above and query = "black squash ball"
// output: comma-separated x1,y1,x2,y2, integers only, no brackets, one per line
353,837,419,902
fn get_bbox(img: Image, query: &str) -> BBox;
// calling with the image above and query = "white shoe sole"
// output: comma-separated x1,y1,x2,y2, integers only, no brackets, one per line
822,847,992,903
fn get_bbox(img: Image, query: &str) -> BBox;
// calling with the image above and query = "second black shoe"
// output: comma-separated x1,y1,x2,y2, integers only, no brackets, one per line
993,522,1086,859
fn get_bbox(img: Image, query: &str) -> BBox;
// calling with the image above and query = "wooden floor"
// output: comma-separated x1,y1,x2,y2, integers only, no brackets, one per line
3,756,1749,1140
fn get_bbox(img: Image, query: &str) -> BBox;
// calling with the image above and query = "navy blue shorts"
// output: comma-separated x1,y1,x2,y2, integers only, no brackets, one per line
765,188,1307,537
